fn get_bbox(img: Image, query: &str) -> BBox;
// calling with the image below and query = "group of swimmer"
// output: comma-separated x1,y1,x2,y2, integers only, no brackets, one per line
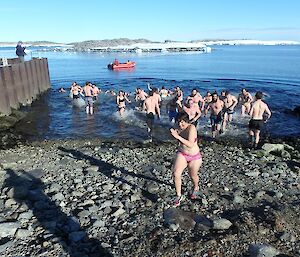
62,81,272,207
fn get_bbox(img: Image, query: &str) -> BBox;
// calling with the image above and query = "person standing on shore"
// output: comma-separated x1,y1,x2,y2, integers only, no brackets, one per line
143,90,161,141
249,91,271,148
82,82,94,115
16,41,26,62
205,92,224,138
170,112,202,207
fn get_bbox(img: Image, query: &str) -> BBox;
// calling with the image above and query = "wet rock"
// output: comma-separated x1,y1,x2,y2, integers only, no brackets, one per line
249,243,280,257
0,238,13,253
233,194,245,204
213,218,232,230
15,228,31,239
146,182,160,194
245,171,260,178
279,232,297,242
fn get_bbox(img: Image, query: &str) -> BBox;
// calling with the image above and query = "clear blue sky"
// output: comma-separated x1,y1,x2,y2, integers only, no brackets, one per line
1,0,300,42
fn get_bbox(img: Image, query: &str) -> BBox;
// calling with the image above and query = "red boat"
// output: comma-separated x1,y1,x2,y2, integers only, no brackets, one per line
107,61,136,70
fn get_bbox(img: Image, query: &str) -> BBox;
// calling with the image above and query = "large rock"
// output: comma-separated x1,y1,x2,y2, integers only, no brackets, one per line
262,143,284,153
164,208,212,231
0,221,20,238
249,244,280,257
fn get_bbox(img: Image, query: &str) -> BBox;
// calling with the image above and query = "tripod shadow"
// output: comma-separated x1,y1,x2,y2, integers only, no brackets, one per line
2,168,112,257
58,146,174,202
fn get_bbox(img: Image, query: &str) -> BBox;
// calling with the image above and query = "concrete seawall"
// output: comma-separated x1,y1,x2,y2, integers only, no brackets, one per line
0,58,50,115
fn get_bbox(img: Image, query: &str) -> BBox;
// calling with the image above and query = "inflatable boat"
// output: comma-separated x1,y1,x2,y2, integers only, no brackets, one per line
107,61,136,70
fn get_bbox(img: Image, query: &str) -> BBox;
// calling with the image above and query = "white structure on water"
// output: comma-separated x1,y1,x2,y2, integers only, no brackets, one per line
90,42,211,53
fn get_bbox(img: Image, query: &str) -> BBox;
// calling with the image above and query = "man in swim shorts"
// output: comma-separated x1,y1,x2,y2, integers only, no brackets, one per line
186,88,205,111
249,91,271,148
82,82,94,115
205,92,224,138
143,90,161,141
135,88,148,110
239,88,253,116
221,90,238,131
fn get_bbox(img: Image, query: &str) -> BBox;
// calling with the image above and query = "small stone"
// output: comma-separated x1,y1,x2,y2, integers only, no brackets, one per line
169,223,179,231
249,244,280,257
93,220,105,228
256,191,266,199
15,228,31,239
213,219,232,230
233,194,245,204
112,208,126,217
245,171,260,178
0,221,20,238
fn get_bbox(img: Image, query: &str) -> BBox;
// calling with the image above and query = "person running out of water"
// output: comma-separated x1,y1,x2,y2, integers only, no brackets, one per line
92,84,101,101
160,86,170,99
203,91,212,107
174,86,184,102
205,92,224,138
186,88,205,111
143,90,161,141
82,82,94,115
239,88,253,116
152,87,162,118
249,91,271,149
117,90,131,116
166,96,180,123
114,58,119,65
183,99,202,127
170,112,202,207
135,88,148,110
221,90,238,131
70,82,82,99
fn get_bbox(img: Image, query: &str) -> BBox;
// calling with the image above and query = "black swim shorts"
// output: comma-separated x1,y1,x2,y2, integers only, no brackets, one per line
249,119,264,130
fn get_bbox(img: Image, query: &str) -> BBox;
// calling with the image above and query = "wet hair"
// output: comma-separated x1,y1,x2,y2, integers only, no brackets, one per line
192,88,198,92
176,112,190,123
255,91,263,99
225,90,230,96
212,91,218,97
149,90,154,96
85,81,90,86
162,86,165,89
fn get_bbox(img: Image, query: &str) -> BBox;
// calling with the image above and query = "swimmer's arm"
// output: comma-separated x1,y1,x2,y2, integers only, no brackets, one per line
230,96,238,109
248,94,253,102
116,96,120,105
249,106,254,117
193,109,201,121
265,105,271,120
205,104,210,116
171,126,197,148
125,96,131,103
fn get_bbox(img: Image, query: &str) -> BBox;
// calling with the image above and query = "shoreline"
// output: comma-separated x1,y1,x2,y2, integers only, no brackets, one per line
0,136,299,256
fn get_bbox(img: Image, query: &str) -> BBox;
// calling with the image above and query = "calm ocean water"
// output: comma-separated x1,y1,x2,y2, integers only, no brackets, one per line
1,45,300,141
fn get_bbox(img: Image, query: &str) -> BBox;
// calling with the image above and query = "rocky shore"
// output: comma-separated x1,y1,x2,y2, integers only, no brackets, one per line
0,137,299,257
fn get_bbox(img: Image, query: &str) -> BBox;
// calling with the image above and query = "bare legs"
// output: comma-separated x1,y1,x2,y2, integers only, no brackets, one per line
86,104,93,115
172,153,202,197
249,129,260,147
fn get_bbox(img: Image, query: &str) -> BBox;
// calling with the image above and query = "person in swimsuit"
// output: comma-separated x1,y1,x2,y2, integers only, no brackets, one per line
160,86,170,99
82,82,94,115
135,88,148,110
183,99,201,127
70,82,82,99
170,112,202,207
221,90,238,131
166,96,180,123
205,92,224,138
92,84,101,101
249,91,271,148
239,88,253,116
186,88,205,111
143,90,161,140
116,90,131,116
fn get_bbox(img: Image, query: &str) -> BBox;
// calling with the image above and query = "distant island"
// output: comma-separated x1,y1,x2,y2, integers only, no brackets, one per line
1,38,299,52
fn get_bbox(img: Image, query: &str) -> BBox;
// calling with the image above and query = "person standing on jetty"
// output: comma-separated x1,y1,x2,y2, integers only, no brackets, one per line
143,90,161,141
117,90,131,116
82,82,94,115
170,112,202,207
239,88,253,116
249,91,271,148
16,41,26,62
205,92,224,138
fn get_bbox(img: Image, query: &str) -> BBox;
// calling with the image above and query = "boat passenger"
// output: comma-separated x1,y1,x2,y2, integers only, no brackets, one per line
114,59,119,65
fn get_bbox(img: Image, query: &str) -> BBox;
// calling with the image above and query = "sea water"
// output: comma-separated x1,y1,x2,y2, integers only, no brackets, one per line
1,45,300,141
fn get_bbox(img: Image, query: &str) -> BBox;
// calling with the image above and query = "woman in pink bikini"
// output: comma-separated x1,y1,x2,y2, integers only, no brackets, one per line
170,112,202,207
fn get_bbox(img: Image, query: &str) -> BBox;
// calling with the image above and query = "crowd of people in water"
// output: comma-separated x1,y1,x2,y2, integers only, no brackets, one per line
60,81,272,206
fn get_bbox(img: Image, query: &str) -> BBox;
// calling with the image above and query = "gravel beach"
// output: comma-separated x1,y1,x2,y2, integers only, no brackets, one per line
0,137,299,257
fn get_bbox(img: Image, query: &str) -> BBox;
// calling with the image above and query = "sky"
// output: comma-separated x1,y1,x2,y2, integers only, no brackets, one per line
1,0,300,43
